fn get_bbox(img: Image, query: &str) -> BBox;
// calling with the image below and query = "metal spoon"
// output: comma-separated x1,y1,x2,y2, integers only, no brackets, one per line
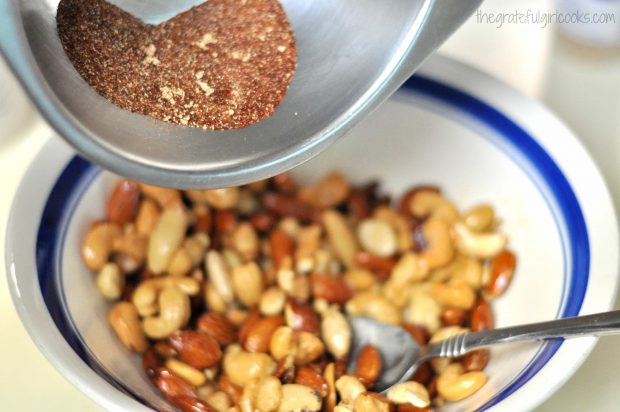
0,0,481,188
348,311,620,392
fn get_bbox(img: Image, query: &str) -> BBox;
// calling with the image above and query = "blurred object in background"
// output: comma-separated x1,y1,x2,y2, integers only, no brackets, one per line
556,0,620,48
543,2,620,207
0,57,35,144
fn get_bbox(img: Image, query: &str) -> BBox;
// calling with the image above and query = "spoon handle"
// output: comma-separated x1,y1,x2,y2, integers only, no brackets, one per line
431,310,620,358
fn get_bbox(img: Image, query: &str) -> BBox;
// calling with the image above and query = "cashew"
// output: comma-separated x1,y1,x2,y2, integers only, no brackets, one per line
147,207,188,274
206,391,232,412
451,255,483,289
166,358,207,386
354,393,390,412
382,279,410,308
409,190,459,223
277,384,322,412
335,375,366,404
142,286,191,339
269,326,324,365
96,262,124,300
323,210,358,268
432,280,476,310
230,222,260,261
139,184,182,208
406,283,441,333
135,199,160,236
222,344,276,387
82,222,122,271
232,262,264,307
167,247,192,277
295,331,325,365
202,187,241,210
453,222,507,259
419,217,454,270
387,382,431,408
206,250,234,304
259,287,287,316
463,204,495,232
255,376,282,412
373,206,413,252
390,252,429,285
321,308,351,359
132,276,200,317
437,366,487,401
108,302,147,352
343,269,376,292
112,230,147,264
239,382,257,412
357,218,397,258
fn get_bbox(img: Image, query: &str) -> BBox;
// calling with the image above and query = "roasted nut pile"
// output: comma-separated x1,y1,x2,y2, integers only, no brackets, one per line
83,172,517,412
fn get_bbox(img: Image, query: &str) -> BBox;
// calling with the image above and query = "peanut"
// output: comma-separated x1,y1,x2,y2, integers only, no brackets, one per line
278,384,322,412
222,344,276,387
357,218,398,258
232,262,264,308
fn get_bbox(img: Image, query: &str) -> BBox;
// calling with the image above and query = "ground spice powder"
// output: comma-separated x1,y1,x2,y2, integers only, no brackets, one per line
56,0,296,130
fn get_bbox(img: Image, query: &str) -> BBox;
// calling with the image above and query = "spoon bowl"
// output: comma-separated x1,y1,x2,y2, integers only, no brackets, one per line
349,310,620,393
0,0,481,188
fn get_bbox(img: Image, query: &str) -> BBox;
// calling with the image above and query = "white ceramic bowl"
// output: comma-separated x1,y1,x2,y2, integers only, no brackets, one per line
6,55,619,411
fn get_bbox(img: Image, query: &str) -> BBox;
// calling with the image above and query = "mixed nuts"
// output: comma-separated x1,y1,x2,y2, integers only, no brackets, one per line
83,171,517,411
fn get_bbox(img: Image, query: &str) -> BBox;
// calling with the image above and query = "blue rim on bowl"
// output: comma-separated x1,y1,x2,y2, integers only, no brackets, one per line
33,73,589,410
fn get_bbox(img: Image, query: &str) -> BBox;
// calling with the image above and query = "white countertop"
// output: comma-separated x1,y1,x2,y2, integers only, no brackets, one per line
1,0,619,410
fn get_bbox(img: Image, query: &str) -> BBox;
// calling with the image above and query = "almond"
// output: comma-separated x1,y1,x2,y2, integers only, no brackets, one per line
169,331,222,369
310,273,353,304
169,396,218,412
107,180,139,225
244,315,285,353
471,297,494,332
197,312,238,345
214,210,238,234
285,300,320,334
463,349,489,372
262,192,317,223
153,367,196,400
238,309,261,345
440,307,467,327
295,366,328,397
143,348,164,379
355,345,383,388
485,250,516,299
270,228,293,269
354,251,396,272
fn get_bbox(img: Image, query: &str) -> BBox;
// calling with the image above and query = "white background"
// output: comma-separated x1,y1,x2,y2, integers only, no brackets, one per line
1,0,619,410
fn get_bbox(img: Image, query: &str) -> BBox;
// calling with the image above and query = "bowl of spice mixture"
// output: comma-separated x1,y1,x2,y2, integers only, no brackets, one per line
6,56,619,412
0,0,480,187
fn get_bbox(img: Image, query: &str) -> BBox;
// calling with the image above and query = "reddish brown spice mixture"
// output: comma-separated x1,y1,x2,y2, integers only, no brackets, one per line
56,0,296,130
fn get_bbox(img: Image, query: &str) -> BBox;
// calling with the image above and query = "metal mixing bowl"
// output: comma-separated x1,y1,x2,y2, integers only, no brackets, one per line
0,0,481,188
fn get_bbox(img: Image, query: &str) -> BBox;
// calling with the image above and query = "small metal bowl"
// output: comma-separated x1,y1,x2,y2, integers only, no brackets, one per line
0,0,480,188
